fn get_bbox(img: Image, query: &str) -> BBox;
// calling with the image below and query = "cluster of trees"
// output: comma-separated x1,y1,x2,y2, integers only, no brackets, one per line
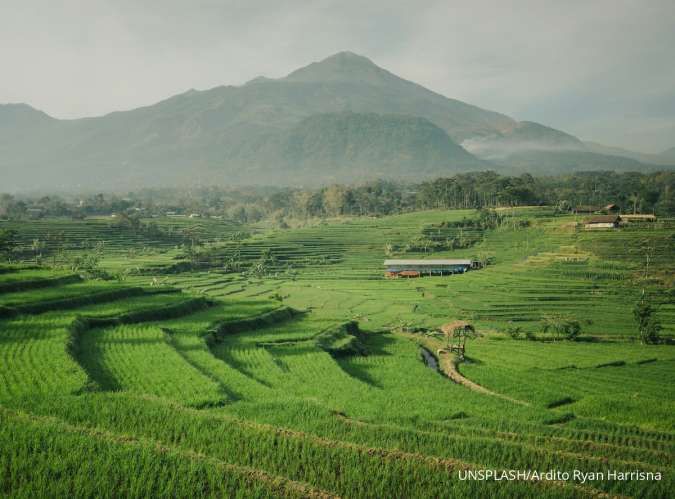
1,171,673,223
439,209,530,231
542,171,674,215
0,229,15,261
415,172,540,209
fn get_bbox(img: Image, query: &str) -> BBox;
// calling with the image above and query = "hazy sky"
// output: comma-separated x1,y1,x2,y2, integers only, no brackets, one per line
1,0,673,153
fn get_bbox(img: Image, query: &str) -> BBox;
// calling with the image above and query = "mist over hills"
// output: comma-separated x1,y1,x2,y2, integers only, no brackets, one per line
462,121,585,160
1,51,672,192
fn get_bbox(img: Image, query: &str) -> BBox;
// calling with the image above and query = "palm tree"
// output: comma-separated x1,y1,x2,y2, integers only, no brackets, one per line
31,238,45,264
384,242,394,257
628,193,640,214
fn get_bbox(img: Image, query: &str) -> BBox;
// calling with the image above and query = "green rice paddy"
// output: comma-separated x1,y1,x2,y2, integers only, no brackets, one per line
0,208,673,497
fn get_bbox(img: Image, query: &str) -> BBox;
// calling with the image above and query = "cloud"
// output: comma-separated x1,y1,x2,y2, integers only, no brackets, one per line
0,0,673,151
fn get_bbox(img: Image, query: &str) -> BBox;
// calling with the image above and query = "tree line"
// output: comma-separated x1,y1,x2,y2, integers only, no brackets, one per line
1,170,673,223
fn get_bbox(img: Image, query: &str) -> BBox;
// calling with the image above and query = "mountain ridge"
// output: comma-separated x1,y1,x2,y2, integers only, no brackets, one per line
1,51,671,191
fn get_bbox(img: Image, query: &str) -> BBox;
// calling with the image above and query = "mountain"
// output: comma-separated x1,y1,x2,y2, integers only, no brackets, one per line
259,112,486,182
659,146,675,162
495,150,659,176
0,103,55,130
583,141,675,166
0,104,58,156
280,52,517,141
1,51,670,191
162,111,487,185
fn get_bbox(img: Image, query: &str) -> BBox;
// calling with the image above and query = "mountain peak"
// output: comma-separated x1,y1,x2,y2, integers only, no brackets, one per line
321,51,377,65
245,75,273,86
283,51,392,85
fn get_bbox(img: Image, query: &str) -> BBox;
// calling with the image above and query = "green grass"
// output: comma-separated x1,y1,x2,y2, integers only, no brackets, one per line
461,336,675,429
0,406,323,499
0,281,131,308
0,268,75,284
78,324,226,407
0,288,194,402
0,208,673,497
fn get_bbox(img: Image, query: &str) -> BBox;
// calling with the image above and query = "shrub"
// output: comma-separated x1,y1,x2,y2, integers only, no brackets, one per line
633,300,661,344
505,324,522,339
540,315,582,341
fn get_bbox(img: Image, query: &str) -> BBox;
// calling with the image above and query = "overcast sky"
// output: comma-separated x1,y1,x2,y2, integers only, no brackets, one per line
1,0,673,153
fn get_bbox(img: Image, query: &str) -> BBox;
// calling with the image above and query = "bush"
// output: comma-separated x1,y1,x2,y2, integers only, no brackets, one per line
540,315,582,341
633,300,661,344
505,324,522,339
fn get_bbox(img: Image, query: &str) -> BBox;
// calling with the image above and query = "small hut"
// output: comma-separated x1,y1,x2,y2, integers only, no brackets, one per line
440,321,475,359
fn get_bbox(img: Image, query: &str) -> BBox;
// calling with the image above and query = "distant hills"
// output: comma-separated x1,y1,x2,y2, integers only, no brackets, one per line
494,150,650,176
1,51,672,191
582,141,675,166
659,146,675,162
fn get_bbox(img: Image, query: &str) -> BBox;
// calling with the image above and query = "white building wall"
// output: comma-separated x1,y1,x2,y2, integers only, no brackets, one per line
584,223,616,230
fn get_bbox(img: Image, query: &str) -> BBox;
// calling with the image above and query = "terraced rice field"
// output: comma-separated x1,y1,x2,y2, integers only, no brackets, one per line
0,216,244,251
0,216,247,272
1,208,673,497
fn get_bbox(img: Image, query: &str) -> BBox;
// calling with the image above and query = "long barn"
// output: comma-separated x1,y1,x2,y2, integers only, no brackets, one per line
384,259,477,277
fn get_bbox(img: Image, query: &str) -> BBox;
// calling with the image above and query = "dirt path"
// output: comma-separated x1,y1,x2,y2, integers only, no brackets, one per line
397,331,530,406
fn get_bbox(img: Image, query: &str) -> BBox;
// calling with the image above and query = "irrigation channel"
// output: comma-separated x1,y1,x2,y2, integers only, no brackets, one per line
420,347,439,370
